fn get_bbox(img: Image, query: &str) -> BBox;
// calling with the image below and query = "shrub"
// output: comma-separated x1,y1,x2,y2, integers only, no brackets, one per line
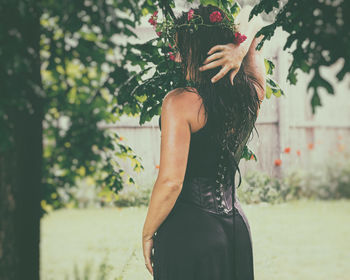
237,159,350,204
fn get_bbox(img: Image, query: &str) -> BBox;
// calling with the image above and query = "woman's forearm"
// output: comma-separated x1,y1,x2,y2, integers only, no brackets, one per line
142,178,182,240
235,5,265,59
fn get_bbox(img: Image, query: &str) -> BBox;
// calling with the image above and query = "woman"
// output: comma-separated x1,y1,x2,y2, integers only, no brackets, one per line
142,4,266,280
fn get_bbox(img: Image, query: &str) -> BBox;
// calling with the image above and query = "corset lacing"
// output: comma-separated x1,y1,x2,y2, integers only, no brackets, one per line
214,111,242,215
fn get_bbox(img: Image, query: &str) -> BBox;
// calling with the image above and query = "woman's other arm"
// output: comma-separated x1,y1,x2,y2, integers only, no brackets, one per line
142,89,193,275
142,90,192,238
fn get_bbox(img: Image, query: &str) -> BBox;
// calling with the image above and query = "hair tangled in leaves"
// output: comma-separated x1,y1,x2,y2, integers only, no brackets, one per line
174,4,261,187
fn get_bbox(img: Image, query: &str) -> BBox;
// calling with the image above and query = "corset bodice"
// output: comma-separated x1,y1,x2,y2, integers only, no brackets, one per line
159,115,237,215
158,87,258,215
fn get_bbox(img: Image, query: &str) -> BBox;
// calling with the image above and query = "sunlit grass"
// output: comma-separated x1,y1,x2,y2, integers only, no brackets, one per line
40,200,350,280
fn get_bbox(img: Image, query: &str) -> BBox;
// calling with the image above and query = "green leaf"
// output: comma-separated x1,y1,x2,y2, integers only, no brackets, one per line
230,2,240,17
266,84,272,99
200,0,220,7
264,59,275,75
310,91,322,114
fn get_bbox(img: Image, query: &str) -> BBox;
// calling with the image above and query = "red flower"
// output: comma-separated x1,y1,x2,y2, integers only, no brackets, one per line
168,52,175,61
250,154,255,160
148,17,157,26
187,9,194,21
234,32,247,45
148,11,158,26
156,31,162,36
168,43,172,48
209,11,222,23
274,159,282,166
284,147,291,154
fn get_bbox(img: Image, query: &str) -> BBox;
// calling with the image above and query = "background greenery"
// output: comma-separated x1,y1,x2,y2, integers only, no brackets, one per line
40,200,350,280
50,157,350,209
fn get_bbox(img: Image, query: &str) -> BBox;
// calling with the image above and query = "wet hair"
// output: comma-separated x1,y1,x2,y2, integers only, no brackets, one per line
174,4,261,188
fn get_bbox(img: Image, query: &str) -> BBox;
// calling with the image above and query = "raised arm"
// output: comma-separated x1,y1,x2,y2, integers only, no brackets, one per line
199,5,266,84
242,34,266,108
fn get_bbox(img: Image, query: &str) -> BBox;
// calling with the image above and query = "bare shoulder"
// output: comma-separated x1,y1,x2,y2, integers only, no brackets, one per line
163,87,199,103
161,87,204,133
162,87,201,112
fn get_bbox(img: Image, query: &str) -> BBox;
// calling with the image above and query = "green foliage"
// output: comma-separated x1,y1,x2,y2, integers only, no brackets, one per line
64,255,114,280
250,0,349,114
114,183,152,207
237,159,350,204
264,59,285,98
0,0,147,216
242,145,257,161
200,0,241,21
38,0,149,214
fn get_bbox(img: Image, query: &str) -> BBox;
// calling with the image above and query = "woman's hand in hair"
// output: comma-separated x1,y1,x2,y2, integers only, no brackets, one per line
199,5,266,85
199,43,246,85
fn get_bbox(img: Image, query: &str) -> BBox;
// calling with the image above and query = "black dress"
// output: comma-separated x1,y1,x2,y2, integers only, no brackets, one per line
152,107,255,280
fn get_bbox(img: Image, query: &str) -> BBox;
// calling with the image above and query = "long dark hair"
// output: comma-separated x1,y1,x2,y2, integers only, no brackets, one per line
174,4,261,188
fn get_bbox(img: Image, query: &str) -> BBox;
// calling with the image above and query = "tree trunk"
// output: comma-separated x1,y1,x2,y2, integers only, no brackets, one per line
0,1,44,279
0,107,43,280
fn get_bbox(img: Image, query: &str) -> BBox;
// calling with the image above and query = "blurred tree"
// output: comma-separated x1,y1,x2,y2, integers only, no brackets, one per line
0,0,146,278
250,0,350,113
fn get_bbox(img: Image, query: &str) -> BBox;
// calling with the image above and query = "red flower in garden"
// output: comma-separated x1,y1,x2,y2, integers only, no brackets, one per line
296,149,301,156
250,154,255,160
233,32,247,45
274,159,282,166
168,43,172,48
209,11,223,23
156,31,162,36
188,9,194,21
168,52,175,61
148,18,156,26
148,11,158,26
284,147,291,154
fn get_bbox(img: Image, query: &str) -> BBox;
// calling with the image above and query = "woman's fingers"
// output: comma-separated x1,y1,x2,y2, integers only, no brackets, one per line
202,52,224,65
229,68,240,85
145,259,154,276
143,239,154,276
207,44,225,55
211,65,231,83
145,254,154,276
199,59,222,72
200,43,243,83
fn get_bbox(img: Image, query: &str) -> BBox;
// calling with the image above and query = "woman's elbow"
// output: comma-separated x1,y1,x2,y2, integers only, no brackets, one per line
156,176,184,193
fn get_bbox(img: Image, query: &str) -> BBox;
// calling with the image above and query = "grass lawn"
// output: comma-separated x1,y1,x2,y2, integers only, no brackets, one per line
40,200,350,280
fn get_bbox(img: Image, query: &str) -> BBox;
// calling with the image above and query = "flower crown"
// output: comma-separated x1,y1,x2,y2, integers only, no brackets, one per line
148,5,247,61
